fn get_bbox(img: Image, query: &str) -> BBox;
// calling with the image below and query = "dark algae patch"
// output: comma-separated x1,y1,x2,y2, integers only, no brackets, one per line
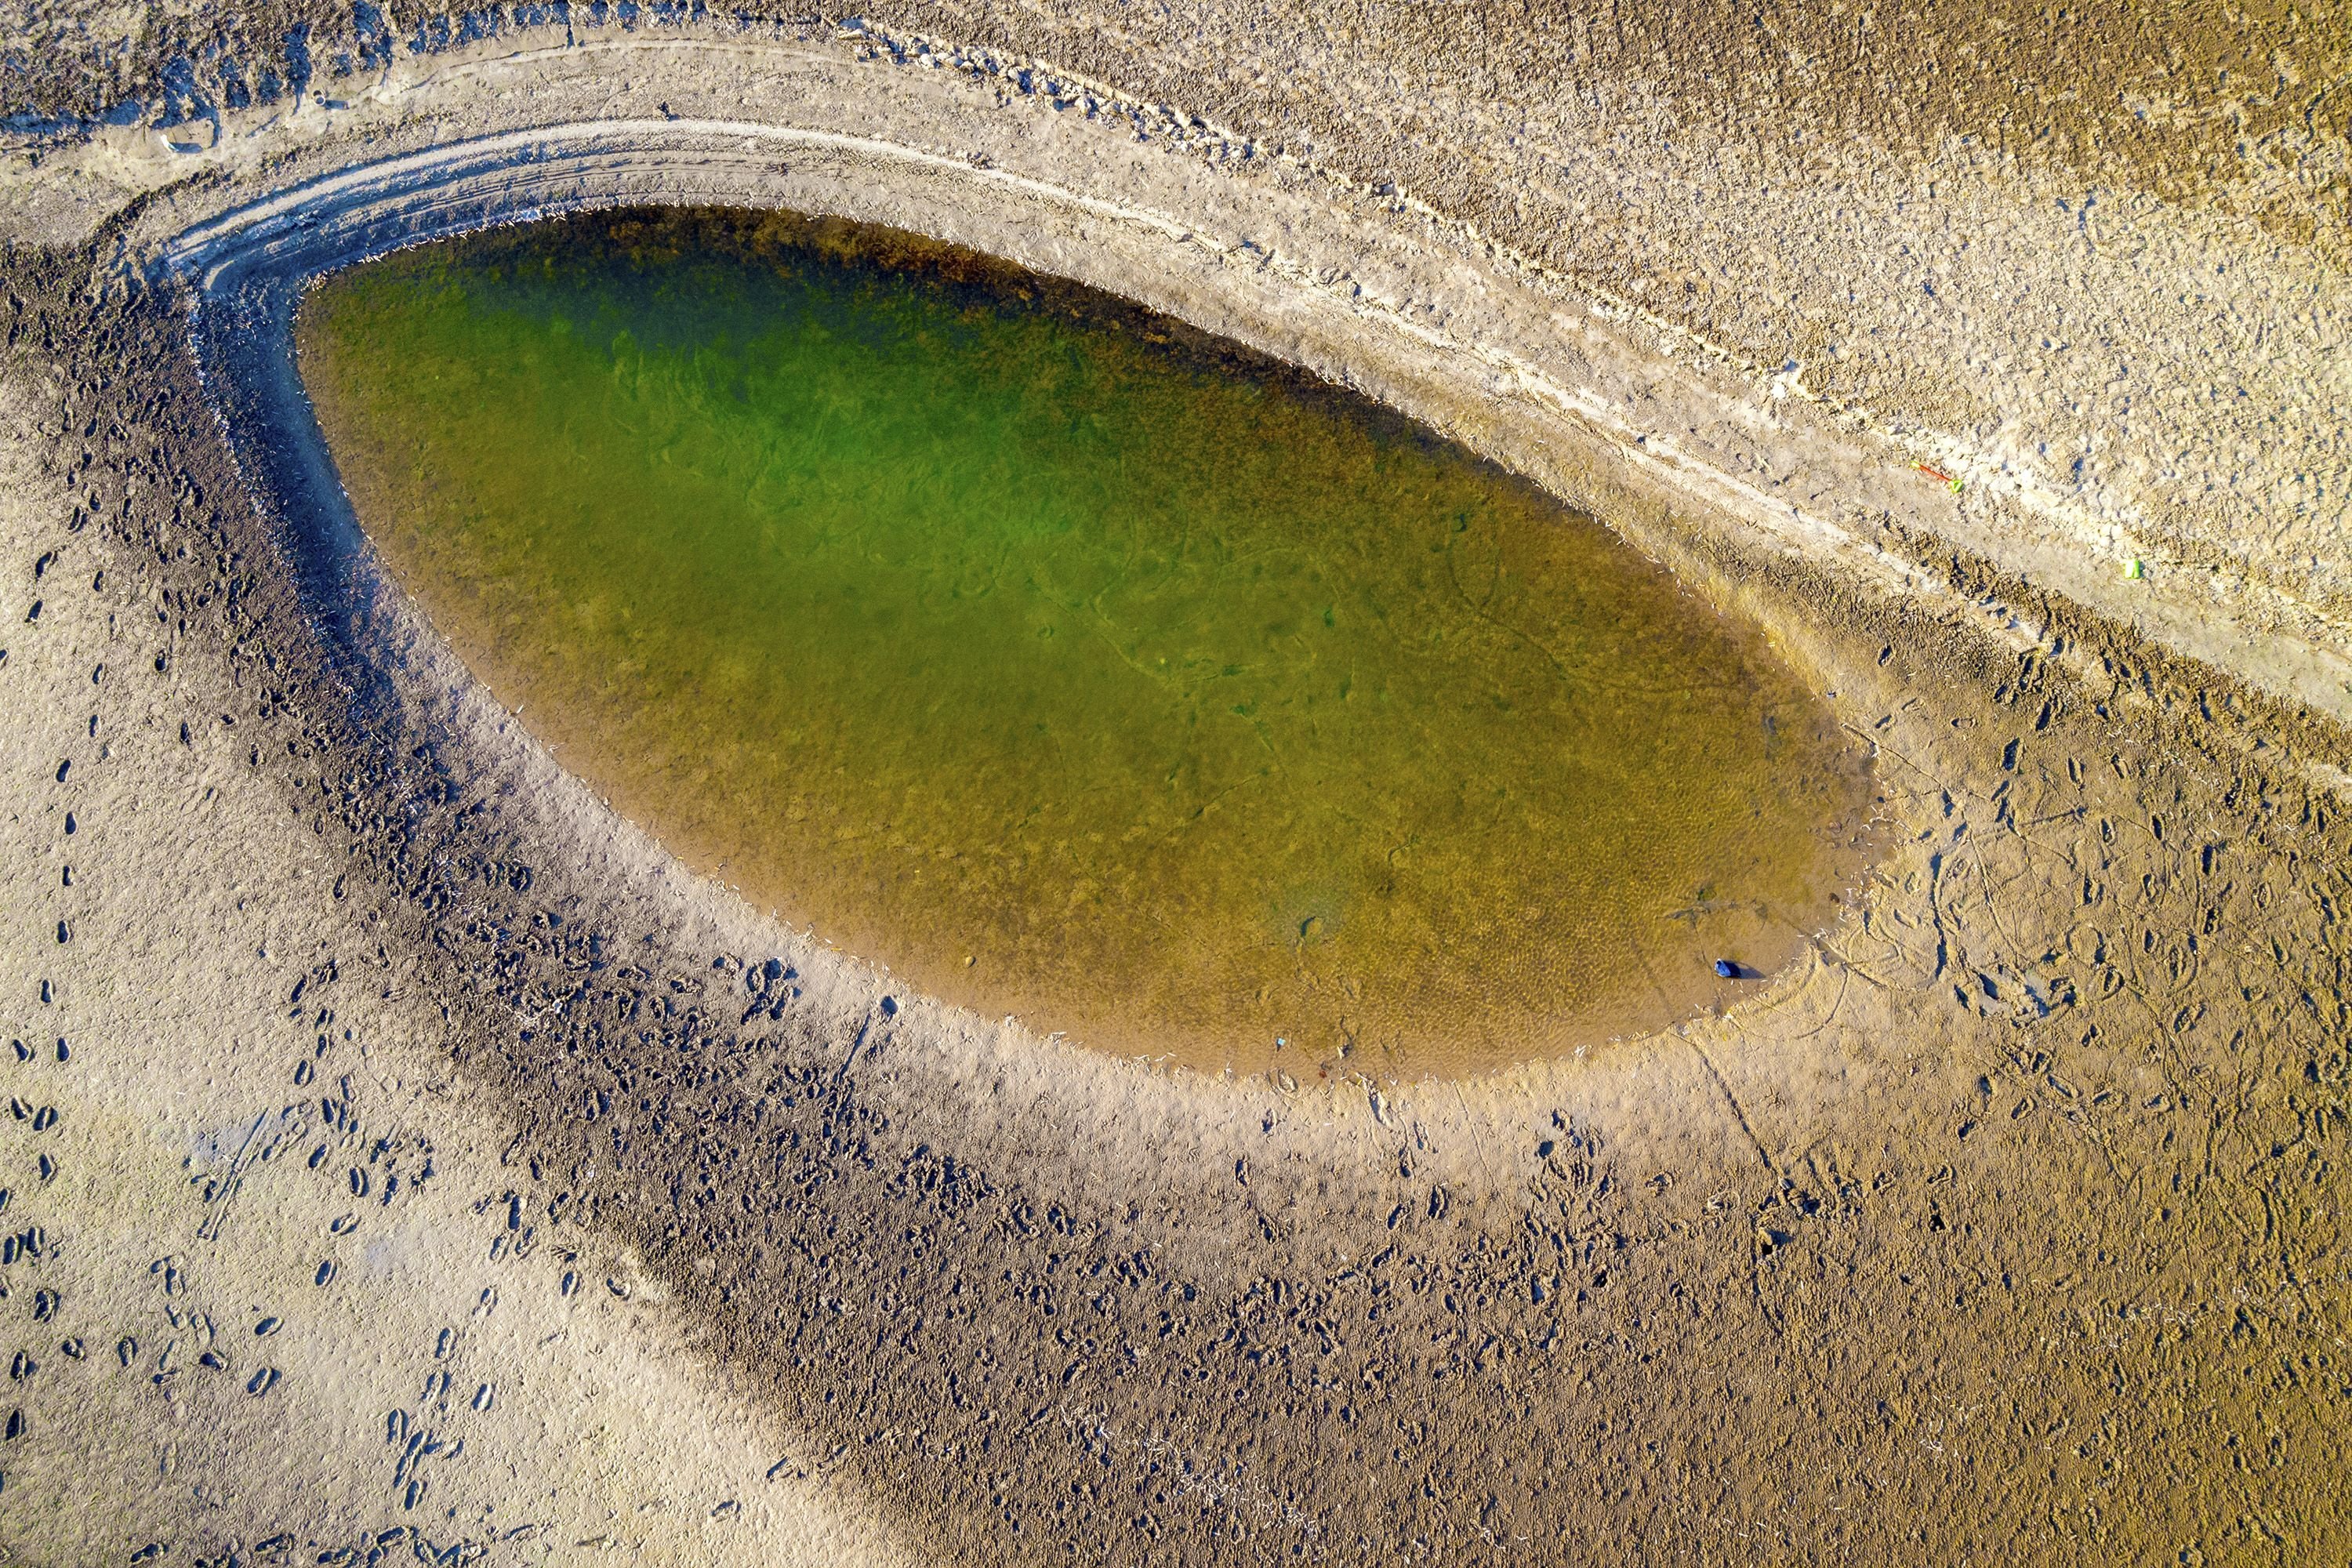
296,207,1876,1076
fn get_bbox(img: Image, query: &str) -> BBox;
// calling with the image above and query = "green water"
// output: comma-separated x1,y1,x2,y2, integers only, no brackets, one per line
298,208,1875,1076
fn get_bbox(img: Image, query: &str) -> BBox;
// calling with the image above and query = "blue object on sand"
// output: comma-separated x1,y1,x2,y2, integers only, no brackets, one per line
1713,959,1737,978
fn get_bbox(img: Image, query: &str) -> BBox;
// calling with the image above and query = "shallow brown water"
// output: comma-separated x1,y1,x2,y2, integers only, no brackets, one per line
296,207,1878,1076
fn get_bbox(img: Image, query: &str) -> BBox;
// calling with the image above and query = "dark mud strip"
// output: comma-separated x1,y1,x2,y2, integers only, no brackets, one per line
14,175,2352,1563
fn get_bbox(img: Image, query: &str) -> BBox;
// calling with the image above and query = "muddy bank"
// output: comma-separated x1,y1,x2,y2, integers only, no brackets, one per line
0,12,2347,1566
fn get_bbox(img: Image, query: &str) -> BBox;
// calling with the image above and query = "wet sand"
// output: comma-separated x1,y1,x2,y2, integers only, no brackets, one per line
0,9,2347,1564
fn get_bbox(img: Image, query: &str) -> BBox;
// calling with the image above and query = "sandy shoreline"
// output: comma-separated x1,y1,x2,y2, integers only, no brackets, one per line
0,13,2348,1564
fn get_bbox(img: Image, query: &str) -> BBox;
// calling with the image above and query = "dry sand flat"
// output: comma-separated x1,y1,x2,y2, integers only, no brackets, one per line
0,9,2347,1566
